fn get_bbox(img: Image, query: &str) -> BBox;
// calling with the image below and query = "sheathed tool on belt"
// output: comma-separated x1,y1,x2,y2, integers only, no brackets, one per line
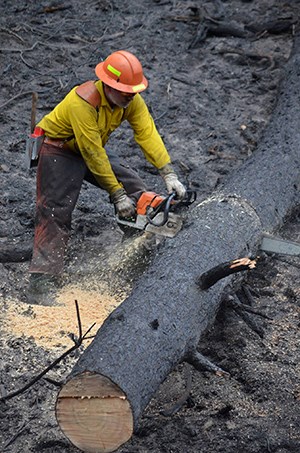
25,92,44,169
117,189,197,238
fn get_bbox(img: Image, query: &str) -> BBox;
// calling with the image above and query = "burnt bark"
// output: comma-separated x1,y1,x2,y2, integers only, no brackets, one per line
56,32,300,453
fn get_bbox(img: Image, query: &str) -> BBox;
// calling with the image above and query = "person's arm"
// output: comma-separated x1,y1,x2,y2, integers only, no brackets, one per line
125,94,171,169
125,95,186,199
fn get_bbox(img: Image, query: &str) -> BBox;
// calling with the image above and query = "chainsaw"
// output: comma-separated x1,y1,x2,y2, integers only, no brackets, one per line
117,190,197,238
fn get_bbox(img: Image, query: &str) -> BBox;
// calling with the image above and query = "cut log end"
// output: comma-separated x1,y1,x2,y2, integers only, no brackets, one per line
56,372,133,453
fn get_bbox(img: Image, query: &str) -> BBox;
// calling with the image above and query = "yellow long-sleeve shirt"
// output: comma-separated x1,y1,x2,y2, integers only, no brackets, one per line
37,81,171,194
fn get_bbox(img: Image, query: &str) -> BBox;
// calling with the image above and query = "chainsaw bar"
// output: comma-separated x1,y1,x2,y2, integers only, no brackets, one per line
260,234,300,256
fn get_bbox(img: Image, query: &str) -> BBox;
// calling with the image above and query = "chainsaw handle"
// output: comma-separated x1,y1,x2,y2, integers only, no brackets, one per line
181,188,197,205
168,189,197,206
146,192,176,227
145,189,197,228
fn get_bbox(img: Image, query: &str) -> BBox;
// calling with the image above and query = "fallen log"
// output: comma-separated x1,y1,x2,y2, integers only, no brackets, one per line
55,33,300,453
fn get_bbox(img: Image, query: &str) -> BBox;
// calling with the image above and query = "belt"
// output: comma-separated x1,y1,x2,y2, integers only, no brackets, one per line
44,136,71,150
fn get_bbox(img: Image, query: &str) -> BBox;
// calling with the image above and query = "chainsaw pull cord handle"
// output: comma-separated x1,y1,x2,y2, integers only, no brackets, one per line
146,192,177,227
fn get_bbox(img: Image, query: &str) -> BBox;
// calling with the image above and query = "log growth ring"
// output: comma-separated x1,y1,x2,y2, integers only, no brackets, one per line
56,372,133,453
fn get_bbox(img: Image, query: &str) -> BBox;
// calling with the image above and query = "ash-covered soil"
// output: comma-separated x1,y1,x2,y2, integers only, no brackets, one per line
0,1,299,452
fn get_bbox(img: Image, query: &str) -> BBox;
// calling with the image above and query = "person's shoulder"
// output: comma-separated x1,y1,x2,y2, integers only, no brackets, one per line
129,93,147,111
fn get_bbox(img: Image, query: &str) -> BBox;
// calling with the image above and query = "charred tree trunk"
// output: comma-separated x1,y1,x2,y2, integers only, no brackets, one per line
56,35,300,453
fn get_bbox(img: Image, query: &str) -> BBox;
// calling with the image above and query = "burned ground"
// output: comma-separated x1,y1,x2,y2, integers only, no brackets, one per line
0,1,300,452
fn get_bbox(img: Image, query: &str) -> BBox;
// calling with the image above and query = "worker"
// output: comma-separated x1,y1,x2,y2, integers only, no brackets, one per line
26,49,186,303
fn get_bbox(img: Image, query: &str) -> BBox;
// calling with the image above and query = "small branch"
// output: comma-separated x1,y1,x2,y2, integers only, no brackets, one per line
0,27,25,43
186,349,230,377
245,18,297,35
273,255,300,269
189,19,248,48
0,90,35,109
3,421,30,449
42,5,72,13
171,75,199,87
75,298,83,341
160,364,192,417
42,376,64,387
224,294,265,337
0,301,96,402
217,46,276,70
240,283,258,305
224,294,271,320
197,257,258,290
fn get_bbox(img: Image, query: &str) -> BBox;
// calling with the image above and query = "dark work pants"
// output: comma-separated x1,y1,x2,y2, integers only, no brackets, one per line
29,143,147,275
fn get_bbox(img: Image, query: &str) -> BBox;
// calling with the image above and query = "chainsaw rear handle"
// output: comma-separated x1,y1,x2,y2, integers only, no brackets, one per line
181,188,197,206
167,188,197,207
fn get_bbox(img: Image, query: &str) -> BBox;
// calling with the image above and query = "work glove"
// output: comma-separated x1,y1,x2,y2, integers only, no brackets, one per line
111,188,136,218
159,163,186,200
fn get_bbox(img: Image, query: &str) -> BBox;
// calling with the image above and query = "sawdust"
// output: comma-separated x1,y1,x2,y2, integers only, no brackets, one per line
2,283,127,351
1,234,151,354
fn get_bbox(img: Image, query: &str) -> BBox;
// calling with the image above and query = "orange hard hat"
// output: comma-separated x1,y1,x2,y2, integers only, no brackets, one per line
95,50,148,94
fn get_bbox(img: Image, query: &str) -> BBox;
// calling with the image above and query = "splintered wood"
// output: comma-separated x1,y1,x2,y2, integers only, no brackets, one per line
2,284,127,350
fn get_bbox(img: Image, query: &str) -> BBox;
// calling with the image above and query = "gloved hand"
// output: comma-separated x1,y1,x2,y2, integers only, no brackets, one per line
159,164,186,200
111,188,136,218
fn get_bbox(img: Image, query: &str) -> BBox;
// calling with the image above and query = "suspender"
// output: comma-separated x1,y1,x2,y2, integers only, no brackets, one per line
75,81,101,110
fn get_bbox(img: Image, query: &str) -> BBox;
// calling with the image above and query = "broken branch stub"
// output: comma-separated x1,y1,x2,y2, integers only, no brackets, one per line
197,257,257,289
56,32,300,453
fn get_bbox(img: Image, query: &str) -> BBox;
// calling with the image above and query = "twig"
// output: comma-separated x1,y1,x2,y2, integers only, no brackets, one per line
0,301,96,402
217,46,275,70
171,75,199,87
0,90,34,109
0,30,126,55
42,376,64,387
224,294,266,337
3,420,30,449
187,349,230,377
0,27,25,43
225,294,271,320
241,283,258,305
42,5,72,13
154,110,168,122
160,363,193,416
273,255,300,269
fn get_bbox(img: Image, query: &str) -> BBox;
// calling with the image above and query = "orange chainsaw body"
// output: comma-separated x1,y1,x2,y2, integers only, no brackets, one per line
117,190,196,238
136,192,166,215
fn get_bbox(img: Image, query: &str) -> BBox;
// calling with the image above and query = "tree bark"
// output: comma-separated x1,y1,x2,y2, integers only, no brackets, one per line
56,33,300,453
